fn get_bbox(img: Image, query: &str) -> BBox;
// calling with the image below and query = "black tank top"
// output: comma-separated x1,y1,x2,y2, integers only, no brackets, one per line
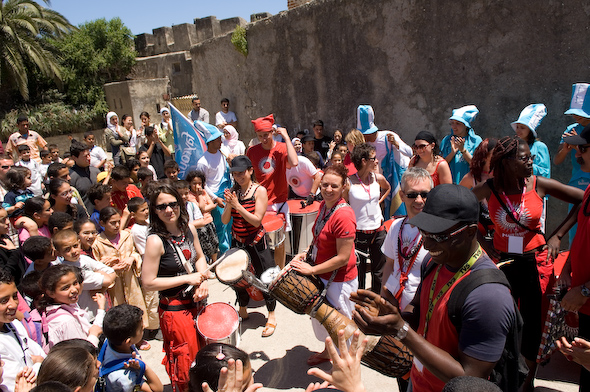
156,230,198,298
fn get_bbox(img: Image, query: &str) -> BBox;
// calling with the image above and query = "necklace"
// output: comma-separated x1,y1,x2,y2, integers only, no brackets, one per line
397,218,422,260
169,233,185,245
238,182,253,199
355,172,372,198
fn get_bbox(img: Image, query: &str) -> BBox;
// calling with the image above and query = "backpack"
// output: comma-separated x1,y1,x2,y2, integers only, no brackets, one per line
95,338,146,392
447,268,528,392
21,310,46,350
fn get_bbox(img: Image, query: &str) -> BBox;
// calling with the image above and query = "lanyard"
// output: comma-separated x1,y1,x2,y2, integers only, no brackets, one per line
501,186,526,221
4,323,29,365
394,219,423,302
423,246,483,337
355,173,372,198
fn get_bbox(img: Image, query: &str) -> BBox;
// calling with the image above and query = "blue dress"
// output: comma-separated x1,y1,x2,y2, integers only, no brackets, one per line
529,140,550,178
440,128,482,184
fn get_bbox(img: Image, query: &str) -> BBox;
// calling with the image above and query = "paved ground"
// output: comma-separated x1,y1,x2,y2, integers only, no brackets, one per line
140,274,581,392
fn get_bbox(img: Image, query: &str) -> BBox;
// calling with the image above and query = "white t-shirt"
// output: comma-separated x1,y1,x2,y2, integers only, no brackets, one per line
16,159,42,196
215,111,237,126
130,223,149,256
196,148,230,200
348,175,383,230
286,155,319,197
381,217,429,310
89,145,107,168
52,255,114,321
186,200,203,222
367,131,413,170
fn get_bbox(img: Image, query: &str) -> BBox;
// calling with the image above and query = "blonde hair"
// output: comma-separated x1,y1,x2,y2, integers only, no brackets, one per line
345,129,364,146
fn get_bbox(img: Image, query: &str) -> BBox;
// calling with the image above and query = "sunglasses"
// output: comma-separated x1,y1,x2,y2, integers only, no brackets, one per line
405,191,429,199
154,201,180,211
0,165,11,170
413,143,430,150
419,224,472,243
578,144,590,154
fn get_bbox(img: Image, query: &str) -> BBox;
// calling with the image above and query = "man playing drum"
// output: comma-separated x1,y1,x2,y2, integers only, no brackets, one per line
246,114,298,269
352,184,516,392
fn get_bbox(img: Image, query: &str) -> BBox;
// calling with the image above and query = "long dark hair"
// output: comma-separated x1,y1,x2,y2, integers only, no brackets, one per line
148,184,189,239
189,343,250,392
490,136,527,191
412,131,440,164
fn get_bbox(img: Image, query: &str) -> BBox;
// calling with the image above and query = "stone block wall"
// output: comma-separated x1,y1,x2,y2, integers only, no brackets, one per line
288,0,313,10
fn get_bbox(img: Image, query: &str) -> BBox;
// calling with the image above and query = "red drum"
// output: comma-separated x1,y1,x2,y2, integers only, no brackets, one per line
262,212,285,250
215,248,264,301
285,200,320,256
196,302,240,346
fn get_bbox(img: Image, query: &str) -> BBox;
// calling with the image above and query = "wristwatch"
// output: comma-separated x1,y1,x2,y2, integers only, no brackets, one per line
581,284,590,298
394,321,410,340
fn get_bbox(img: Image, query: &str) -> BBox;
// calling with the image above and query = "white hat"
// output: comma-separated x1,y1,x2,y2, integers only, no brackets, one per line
160,107,170,115
449,105,479,129
511,104,547,138
564,83,590,118
357,105,378,135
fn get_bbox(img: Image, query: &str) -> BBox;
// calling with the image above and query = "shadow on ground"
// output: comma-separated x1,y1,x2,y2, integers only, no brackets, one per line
537,351,580,385
252,345,332,389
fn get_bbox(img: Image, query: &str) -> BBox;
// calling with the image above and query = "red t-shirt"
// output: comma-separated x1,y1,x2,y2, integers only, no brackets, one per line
111,184,143,227
312,200,357,282
571,184,590,315
247,142,289,204
488,176,545,253
343,153,357,176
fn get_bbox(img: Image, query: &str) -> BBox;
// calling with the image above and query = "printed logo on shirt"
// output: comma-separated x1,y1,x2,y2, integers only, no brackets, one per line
258,156,276,175
289,176,301,187
495,207,532,234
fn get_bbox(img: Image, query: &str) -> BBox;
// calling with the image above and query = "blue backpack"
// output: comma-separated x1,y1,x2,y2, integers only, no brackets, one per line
95,339,146,392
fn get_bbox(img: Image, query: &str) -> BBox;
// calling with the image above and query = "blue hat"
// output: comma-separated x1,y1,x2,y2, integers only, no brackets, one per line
511,103,547,138
194,120,222,143
564,83,590,118
357,105,378,135
449,105,479,129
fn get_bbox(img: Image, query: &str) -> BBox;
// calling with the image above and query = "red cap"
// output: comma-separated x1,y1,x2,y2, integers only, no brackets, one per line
251,114,274,132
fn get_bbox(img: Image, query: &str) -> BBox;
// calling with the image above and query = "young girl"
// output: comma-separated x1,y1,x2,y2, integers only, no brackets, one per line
0,207,25,287
2,166,34,222
186,171,217,216
330,151,343,166
91,207,149,349
17,197,53,244
36,346,98,392
75,219,98,257
39,264,105,348
48,178,88,222
137,150,157,181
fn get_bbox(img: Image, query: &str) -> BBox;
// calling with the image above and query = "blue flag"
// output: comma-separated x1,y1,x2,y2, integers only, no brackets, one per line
168,103,207,179
382,141,406,218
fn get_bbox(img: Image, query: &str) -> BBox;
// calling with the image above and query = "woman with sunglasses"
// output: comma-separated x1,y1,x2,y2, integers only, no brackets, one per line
409,131,452,187
141,183,208,392
345,143,390,292
472,135,583,392
291,164,358,366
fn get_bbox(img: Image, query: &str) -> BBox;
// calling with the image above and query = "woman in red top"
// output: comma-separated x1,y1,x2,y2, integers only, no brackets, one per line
221,155,277,337
291,164,358,365
473,136,583,391
409,131,452,187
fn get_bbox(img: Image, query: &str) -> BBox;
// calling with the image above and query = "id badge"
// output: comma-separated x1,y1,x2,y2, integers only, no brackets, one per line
508,236,524,254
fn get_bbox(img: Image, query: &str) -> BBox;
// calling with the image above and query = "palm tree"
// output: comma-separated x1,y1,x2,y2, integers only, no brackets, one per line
0,0,74,100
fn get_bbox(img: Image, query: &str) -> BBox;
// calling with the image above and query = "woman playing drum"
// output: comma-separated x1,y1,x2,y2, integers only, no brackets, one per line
221,155,277,338
291,164,358,365
141,184,209,392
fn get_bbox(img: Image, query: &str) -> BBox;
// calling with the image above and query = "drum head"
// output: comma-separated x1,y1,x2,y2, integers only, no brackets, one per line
262,212,285,232
197,302,239,340
287,200,320,215
215,248,250,283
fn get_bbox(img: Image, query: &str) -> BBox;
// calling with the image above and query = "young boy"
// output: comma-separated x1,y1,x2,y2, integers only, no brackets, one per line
163,160,179,181
48,211,74,235
15,145,43,196
39,149,52,180
110,165,143,217
137,167,153,189
128,197,160,340
0,269,46,392
22,236,55,275
84,131,107,169
52,229,115,321
88,183,112,232
101,305,163,392
46,143,61,163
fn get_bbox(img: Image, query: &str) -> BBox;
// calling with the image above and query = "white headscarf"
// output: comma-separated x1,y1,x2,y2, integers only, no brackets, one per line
223,125,239,150
106,112,118,133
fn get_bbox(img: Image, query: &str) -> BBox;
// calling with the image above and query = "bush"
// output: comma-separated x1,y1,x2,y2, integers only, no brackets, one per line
0,101,103,139
231,25,248,57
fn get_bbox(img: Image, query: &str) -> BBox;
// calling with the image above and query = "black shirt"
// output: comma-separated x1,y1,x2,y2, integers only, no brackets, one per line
139,143,166,179
314,136,332,160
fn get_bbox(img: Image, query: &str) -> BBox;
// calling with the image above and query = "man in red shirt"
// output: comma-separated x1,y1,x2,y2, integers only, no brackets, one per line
559,124,590,390
246,114,298,268
109,165,143,228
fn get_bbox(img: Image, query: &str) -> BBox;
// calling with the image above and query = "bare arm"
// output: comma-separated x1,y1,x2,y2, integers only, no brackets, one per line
292,237,354,276
277,127,298,168
437,159,453,185
376,173,391,205
554,143,571,165
310,171,322,195
471,180,491,201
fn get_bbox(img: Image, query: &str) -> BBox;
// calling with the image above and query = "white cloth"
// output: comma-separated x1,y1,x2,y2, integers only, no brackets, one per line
215,111,237,126
367,131,412,170
311,278,358,342
189,108,210,123
89,145,107,168
45,303,99,348
102,344,145,392
52,255,114,321
15,159,43,196
0,320,46,392
381,218,428,310
196,148,230,200
130,223,149,256
348,174,383,230
286,155,319,197
186,200,203,222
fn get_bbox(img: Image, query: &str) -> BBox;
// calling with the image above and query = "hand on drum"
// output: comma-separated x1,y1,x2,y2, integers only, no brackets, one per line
202,358,263,392
291,257,314,275
351,289,405,336
307,329,367,392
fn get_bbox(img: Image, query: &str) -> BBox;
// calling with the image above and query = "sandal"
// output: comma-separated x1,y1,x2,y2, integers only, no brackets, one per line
261,322,276,337
138,340,151,350
307,352,330,366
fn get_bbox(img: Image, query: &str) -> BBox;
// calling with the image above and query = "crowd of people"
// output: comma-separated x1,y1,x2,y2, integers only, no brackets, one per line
2,83,590,392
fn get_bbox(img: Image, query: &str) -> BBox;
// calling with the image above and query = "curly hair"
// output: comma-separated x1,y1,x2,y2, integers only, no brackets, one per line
350,143,376,170
148,183,189,239
469,138,497,182
490,136,526,191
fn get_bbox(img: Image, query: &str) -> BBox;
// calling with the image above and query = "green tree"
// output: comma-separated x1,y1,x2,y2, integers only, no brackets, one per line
52,17,136,113
0,0,73,100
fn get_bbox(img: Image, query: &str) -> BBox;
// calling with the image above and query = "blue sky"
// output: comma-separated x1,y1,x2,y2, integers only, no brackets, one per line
47,1,287,35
